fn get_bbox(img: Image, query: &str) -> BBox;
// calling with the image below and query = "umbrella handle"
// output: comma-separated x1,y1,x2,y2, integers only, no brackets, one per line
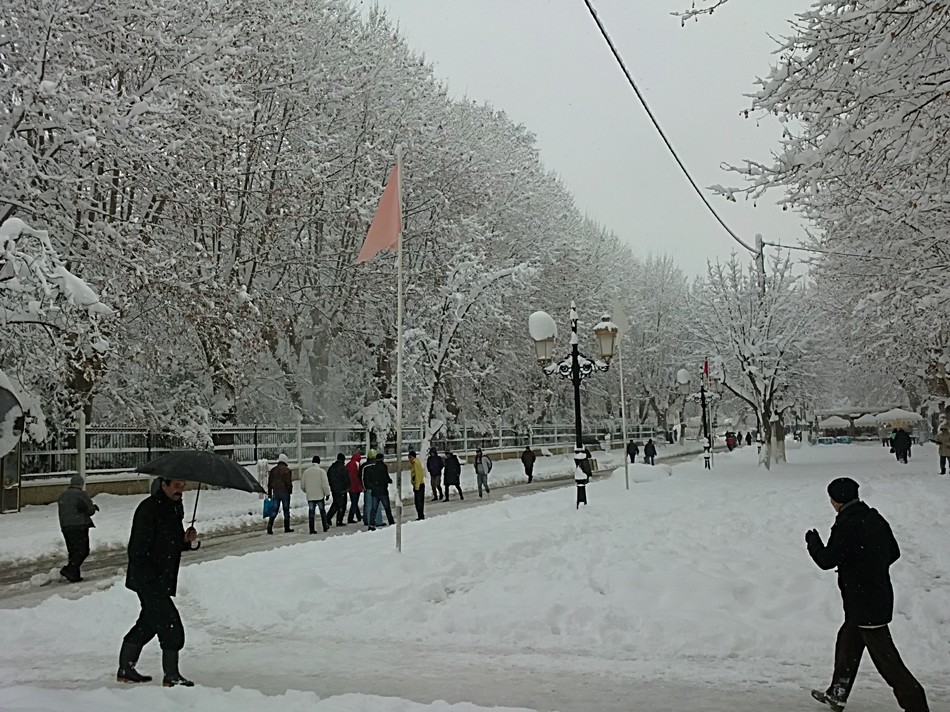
190,483,201,528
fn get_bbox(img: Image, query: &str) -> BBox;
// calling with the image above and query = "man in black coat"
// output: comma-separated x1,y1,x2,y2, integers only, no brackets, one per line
363,452,395,529
325,453,350,526
805,477,928,712
118,478,198,687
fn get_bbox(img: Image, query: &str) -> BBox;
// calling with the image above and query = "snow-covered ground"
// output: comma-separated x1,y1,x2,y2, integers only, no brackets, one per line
1,441,947,711
0,443,708,567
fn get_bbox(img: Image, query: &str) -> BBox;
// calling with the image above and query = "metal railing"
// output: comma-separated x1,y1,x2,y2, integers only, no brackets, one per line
20,422,659,482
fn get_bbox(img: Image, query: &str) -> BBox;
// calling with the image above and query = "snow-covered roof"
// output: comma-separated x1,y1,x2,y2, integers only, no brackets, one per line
853,414,879,426
818,415,850,429
875,408,923,423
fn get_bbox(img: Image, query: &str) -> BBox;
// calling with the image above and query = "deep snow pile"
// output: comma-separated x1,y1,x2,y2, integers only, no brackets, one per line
1,442,946,711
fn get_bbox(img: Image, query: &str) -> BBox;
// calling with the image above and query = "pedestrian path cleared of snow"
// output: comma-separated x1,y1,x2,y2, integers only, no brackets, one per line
1,441,946,712
0,442,700,566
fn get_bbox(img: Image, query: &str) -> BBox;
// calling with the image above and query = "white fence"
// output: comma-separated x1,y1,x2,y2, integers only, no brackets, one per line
20,422,659,481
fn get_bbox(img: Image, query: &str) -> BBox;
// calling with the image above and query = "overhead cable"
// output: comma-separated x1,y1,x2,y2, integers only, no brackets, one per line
581,0,757,255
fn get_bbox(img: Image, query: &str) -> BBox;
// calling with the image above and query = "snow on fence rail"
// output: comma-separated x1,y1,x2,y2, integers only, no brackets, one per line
19,422,658,481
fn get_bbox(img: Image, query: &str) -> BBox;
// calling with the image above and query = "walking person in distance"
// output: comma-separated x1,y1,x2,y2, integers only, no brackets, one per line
57,474,99,583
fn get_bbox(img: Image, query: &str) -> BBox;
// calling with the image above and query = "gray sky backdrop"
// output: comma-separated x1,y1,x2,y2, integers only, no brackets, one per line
367,0,813,275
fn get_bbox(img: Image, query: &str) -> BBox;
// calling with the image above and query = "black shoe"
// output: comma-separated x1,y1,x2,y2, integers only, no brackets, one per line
163,674,194,688
485,487,490,494
284,528,294,533
117,666,153,684
460,494,464,500
266,529,273,535
810,689,845,712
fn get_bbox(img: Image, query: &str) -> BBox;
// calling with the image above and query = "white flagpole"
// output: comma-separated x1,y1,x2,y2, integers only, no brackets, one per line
619,341,629,490
394,144,405,553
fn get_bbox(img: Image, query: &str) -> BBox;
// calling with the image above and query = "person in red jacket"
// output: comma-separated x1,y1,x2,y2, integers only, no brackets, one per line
267,454,294,534
345,453,363,524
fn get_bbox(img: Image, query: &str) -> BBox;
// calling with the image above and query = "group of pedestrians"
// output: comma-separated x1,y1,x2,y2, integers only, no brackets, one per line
625,439,658,465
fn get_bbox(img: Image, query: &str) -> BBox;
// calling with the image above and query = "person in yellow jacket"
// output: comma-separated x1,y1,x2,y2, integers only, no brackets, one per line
408,450,426,521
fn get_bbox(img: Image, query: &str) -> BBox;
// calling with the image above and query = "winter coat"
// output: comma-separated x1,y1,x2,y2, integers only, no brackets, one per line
327,461,349,494
626,442,639,457
807,500,901,626
125,491,194,597
521,449,536,467
426,453,444,478
644,442,657,458
363,460,392,495
346,455,364,494
58,485,99,530
268,462,293,497
443,455,462,486
474,455,493,476
934,430,950,457
410,458,426,490
300,464,331,501
893,430,912,452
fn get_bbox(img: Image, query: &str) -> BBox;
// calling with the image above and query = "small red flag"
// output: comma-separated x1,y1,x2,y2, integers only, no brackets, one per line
357,165,401,264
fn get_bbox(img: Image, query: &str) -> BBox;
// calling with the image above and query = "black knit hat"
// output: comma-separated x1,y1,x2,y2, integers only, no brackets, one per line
827,477,859,504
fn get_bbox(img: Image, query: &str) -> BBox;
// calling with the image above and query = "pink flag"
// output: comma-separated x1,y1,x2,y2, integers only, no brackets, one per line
357,165,401,264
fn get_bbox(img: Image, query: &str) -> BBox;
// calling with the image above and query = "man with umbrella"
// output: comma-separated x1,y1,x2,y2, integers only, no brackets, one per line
126,449,266,688
117,478,198,687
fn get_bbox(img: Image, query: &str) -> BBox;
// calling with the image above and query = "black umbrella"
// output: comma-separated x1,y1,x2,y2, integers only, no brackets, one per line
136,449,266,526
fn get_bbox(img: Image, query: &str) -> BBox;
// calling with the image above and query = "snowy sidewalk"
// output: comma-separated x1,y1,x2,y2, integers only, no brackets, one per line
0,442,946,712
0,442,702,569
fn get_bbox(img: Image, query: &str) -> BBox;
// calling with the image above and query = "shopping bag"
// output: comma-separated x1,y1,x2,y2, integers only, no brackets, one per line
263,497,277,519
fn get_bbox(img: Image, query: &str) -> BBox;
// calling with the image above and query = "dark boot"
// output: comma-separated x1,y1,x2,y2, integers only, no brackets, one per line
117,641,153,683
162,649,194,687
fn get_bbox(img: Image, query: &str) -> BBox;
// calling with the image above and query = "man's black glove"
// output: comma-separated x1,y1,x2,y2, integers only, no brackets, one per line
805,529,821,547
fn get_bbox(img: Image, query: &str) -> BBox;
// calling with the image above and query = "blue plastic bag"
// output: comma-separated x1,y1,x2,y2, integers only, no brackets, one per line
262,497,276,519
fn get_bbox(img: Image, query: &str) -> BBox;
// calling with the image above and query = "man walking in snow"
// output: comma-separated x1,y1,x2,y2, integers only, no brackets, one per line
930,425,950,475
892,428,912,464
57,474,99,582
443,451,464,501
326,453,350,527
427,447,445,501
345,452,363,523
626,440,639,464
474,448,492,498
266,453,294,534
521,445,536,483
363,451,395,529
300,455,330,534
409,450,426,520
805,477,928,712
118,478,198,687
643,439,657,466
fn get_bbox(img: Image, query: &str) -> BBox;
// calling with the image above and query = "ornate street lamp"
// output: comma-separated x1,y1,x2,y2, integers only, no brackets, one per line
677,366,721,469
529,302,613,489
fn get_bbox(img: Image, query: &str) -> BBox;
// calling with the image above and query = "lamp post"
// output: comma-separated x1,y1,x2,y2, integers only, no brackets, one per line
677,367,723,469
529,302,617,487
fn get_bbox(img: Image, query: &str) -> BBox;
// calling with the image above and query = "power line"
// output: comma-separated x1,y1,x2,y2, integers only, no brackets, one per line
762,241,893,261
581,0,757,255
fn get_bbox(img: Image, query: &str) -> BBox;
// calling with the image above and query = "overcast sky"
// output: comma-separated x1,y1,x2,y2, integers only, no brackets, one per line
365,0,812,275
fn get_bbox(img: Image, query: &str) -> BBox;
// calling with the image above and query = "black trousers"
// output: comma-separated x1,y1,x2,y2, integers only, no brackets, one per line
124,591,185,652
326,491,348,525
576,483,587,508
444,483,463,500
414,484,425,520
828,622,928,712
524,463,534,481
62,527,90,577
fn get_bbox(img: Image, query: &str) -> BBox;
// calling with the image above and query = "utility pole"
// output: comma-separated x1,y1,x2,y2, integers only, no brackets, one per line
755,233,766,297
